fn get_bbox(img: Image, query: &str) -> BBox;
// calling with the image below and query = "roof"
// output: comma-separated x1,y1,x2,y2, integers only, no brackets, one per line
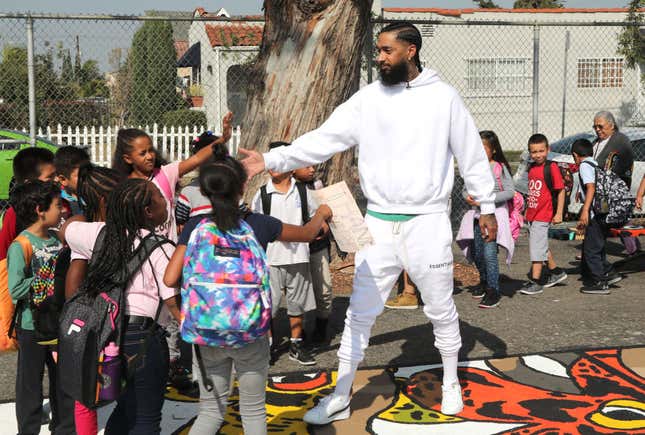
383,8,644,17
205,23,263,47
174,40,189,60
193,7,263,20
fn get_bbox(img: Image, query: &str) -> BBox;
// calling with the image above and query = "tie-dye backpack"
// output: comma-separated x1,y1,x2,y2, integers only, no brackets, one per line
181,218,271,348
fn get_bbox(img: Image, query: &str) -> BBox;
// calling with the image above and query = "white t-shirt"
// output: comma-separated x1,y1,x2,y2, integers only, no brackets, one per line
251,178,316,266
593,136,611,161
66,221,178,325
578,157,598,218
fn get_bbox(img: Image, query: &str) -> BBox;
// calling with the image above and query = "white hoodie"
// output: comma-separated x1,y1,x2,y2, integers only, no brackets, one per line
263,68,496,215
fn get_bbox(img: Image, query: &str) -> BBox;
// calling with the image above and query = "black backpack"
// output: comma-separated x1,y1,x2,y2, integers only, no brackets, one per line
29,246,71,343
57,229,169,408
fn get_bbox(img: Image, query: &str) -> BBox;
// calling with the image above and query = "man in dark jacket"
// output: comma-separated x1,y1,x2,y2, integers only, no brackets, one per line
592,111,639,255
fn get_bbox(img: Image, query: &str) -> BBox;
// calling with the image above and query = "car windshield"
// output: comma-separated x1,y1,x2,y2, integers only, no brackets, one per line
549,133,596,155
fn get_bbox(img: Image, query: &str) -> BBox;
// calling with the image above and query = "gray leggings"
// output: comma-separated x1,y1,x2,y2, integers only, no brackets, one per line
189,336,270,435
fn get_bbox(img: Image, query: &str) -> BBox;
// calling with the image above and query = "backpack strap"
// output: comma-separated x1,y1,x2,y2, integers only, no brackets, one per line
153,168,173,205
8,235,34,339
260,185,271,216
542,160,558,216
122,236,174,377
492,162,504,191
194,344,215,392
296,181,310,224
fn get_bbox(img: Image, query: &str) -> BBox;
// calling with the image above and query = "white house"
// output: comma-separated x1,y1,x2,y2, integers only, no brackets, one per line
380,7,644,149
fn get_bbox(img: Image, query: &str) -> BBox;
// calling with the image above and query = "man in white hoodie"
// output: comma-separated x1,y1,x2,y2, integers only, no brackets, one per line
240,22,497,424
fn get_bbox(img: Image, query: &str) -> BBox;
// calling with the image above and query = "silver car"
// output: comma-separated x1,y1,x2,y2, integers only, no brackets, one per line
513,127,645,214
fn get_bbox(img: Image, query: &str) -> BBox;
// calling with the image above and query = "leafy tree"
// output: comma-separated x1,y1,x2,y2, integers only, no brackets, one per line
618,0,645,74
128,21,180,124
473,0,501,7
513,0,564,7
61,49,74,83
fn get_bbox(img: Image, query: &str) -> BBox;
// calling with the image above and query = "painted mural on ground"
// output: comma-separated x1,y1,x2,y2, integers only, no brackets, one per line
0,347,643,434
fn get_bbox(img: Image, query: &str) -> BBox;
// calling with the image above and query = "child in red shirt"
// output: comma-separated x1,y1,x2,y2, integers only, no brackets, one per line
520,134,568,295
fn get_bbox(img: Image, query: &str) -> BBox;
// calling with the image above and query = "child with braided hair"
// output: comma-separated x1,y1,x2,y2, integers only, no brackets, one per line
57,163,124,435
60,179,180,434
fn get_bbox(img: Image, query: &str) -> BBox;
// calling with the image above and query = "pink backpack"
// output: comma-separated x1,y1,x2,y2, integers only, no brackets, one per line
493,162,524,241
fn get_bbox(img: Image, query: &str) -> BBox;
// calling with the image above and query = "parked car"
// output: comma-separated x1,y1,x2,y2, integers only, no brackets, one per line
0,129,61,200
513,127,645,215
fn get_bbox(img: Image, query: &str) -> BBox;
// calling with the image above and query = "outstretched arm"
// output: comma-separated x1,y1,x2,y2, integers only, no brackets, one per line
240,93,361,177
278,205,332,243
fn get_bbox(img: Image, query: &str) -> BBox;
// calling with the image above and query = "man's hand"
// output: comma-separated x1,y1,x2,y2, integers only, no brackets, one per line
636,196,643,210
465,195,480,207
479,213,498,243
238,148,266,178
552,213,563,225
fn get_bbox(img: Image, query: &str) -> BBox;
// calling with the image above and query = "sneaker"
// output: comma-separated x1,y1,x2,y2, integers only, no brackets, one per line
471,285,486,299
289,340,317,365
478,291,500,308
604,272,623,286
544,270,567,288
303,394,351,425
580,281,611,295
519,281,543,295
441,383,464,415
168,361,193,391
384,292,418,309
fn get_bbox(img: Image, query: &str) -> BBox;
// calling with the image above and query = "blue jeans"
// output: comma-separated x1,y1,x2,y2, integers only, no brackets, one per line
473,219,500,295
105,323,169,435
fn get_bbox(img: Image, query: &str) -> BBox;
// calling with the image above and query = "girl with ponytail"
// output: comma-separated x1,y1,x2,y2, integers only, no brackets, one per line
163,143,332,434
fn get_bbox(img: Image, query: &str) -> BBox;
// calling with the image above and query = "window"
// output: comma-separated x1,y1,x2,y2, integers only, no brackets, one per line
227,64,251,125
466,58,531,95
577,58,623,88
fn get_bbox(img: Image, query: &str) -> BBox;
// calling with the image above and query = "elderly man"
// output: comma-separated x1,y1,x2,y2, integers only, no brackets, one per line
591,111,640,256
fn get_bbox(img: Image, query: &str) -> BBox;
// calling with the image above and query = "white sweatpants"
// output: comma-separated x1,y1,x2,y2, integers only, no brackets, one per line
337,212,461,364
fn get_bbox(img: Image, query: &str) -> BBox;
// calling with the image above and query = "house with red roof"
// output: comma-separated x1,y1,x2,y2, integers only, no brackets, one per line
183,6,642,143
182,8,264,126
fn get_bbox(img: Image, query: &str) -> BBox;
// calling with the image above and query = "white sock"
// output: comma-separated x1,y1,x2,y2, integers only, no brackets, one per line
334,359,358,399
441,352,459,386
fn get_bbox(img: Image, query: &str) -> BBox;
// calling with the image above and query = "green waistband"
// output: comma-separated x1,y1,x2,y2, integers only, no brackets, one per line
366,209,418,222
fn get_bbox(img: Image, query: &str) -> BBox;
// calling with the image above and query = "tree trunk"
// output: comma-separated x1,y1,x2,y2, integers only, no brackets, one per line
241,0,373,202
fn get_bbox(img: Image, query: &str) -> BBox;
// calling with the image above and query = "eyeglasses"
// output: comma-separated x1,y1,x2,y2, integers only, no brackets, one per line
592,124,606,130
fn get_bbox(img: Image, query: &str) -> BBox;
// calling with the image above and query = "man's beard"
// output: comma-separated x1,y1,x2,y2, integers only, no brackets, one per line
378,60,409,86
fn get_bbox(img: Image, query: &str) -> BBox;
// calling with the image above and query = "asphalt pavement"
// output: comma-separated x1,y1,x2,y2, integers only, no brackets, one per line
0,229,643,402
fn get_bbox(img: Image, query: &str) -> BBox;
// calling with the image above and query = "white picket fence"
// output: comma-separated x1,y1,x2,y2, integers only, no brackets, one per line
30,124,242,167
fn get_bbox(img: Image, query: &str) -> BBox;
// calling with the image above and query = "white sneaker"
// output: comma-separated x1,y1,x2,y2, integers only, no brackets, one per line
303,394,351,425
441,383,464,415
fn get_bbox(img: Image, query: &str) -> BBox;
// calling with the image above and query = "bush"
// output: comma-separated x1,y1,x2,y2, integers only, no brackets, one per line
160,109,207,128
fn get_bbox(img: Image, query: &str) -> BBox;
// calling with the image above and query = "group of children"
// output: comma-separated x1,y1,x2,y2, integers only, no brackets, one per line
457,130,639,308
4,116,643,434
3,112,335,434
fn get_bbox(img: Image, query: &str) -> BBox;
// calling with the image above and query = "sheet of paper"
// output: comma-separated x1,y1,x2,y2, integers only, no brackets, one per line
311,181,373,253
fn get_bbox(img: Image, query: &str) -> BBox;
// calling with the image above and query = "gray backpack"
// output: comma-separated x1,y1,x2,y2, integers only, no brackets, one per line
57,229,169,408
580,160,634,226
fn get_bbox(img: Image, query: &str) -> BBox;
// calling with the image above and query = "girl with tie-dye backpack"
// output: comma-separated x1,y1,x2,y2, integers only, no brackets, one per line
164,144,333,435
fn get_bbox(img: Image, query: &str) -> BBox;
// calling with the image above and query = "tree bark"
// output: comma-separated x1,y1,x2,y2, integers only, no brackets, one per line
241,0,373,202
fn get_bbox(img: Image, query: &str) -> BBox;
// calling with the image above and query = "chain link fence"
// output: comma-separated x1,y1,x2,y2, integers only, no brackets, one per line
0,12,643,223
